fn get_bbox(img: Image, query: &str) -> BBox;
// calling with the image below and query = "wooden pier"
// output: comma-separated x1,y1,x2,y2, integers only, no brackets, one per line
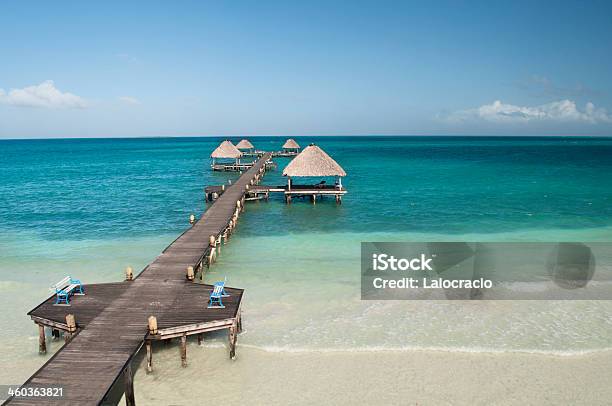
211,162,254,172
205,183,347,204
211,158,276,172
5,153,272,406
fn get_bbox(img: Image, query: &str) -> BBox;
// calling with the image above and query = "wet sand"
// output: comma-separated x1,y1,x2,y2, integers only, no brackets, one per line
125,343,612,405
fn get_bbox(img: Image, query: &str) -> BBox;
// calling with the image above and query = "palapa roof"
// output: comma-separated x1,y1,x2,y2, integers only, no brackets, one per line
210,140,242,159
236,139,255,150
282,138,300,149
282,144,347,177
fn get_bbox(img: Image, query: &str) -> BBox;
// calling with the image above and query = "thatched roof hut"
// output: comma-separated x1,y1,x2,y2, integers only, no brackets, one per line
282,138,300,150
236,139,255,150
283,144,346,177
210,140,242,159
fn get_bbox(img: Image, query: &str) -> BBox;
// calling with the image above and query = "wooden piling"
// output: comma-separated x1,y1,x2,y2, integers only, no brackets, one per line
180,334,187,367
146,340,153,373
124,361,135,406
197,333,203,346
38,324,46,354
228,323,237,359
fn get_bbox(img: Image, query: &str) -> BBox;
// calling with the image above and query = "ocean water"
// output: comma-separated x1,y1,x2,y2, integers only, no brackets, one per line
2,136,612,385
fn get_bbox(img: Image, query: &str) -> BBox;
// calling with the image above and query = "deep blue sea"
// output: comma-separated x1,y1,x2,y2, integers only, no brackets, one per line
1,136,612,240
2,136,612,386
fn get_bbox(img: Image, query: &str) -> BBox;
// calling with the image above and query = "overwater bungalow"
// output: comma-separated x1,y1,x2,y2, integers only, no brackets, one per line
236,139,263,157
275,138,301,157
236,139,255,152
210,140,251,172
281,144,347,204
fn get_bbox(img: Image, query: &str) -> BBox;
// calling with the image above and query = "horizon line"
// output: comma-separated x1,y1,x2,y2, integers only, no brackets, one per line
2,134,612,141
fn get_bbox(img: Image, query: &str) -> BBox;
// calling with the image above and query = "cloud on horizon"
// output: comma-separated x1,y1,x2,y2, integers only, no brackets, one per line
118,96,141,105
0,80,87,109
445,99,612,125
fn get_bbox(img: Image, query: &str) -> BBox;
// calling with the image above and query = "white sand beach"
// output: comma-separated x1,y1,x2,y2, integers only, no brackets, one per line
126,345,612,405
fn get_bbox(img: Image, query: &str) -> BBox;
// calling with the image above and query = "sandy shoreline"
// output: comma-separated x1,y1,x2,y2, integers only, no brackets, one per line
125,344,612,405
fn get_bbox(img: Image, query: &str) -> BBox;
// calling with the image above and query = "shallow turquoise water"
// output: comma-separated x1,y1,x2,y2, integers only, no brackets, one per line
1,136,612,383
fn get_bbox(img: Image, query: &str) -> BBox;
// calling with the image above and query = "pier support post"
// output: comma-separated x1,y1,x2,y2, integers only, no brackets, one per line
237,311,243,334
197,333,203,346
228,323,237,359
52,328,60,340
286,194,292,204
311,194,316,204
180,334,187,367
336,195,342,204
124,361,136,406
146,340,153,373
38,324,46,354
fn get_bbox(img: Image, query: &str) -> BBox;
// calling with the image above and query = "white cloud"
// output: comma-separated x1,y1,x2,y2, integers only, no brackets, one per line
118,96,141,105
447,100,612,124
0,80,87,109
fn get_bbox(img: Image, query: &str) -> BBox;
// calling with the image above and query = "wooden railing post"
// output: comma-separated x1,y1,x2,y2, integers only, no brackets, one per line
125,266,133,281
65,314,76,343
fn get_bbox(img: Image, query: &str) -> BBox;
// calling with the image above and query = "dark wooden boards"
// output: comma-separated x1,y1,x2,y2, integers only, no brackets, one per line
29,283,130,328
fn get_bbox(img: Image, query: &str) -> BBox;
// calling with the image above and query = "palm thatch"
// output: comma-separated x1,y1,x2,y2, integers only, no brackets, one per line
282,138,300,149
282,145,346,177
210,140,242,159
236,139,255,150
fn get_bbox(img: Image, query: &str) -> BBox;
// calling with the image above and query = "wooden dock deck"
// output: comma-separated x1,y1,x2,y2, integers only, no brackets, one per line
205,183,347,204
5,153,272,406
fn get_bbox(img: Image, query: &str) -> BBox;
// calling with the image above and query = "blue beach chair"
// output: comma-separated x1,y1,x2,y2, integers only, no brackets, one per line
208,284,226,309
214,279,230,297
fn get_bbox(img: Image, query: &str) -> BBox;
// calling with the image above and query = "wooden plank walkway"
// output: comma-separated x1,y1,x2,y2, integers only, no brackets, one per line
5,153,272,406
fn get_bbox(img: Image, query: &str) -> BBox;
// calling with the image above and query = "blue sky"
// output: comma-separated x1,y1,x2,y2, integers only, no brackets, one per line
1,0,611,138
